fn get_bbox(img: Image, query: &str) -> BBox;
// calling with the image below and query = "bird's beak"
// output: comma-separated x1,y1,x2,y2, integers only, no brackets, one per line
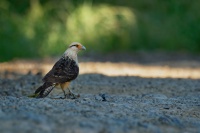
81,45,86,50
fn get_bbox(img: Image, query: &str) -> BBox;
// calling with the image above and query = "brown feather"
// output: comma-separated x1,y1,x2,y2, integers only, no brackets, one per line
43,56,79,83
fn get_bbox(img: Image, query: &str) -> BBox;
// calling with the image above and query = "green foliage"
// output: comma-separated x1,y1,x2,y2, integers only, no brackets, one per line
66,3,137,52
0,0,200,61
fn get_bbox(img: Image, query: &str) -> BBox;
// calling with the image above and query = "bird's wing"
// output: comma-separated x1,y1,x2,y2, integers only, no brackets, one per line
43,56,79,83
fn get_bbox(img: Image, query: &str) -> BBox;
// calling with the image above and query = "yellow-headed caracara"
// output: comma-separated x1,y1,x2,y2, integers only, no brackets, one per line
33,42,86,99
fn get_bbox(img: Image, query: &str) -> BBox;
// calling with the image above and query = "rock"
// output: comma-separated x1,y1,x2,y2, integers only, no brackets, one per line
95,93,108,101
158,115,183,127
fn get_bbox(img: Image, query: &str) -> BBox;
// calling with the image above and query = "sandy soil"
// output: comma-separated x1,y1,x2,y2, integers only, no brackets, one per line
0,53,200,133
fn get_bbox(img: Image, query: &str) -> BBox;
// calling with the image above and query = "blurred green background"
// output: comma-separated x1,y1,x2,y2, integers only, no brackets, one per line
0,0,200,61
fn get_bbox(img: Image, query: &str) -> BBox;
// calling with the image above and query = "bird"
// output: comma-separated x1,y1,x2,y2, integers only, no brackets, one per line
31,42,86,99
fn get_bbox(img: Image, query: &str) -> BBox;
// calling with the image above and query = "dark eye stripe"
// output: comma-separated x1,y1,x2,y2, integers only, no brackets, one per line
70,44,78,47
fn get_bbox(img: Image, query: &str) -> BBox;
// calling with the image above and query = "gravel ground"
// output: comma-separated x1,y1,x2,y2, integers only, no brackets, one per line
0,53,200,133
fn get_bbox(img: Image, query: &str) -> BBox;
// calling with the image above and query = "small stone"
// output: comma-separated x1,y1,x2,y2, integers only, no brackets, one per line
83,98,91,101
95,95,102,101
100,93,107,101
95,93,108,102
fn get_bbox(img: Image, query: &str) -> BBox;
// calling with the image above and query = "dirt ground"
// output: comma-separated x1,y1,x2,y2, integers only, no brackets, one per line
0,52,200,133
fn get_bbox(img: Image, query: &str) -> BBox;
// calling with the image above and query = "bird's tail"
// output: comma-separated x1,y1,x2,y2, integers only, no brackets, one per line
29,82,55,98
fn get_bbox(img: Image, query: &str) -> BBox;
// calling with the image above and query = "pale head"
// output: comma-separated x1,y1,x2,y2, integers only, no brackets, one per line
68,42,86,53
64,42,86,64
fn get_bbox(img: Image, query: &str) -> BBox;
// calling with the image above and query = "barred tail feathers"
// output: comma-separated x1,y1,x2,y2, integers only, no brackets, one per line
35,82,56,98
35,85,44,94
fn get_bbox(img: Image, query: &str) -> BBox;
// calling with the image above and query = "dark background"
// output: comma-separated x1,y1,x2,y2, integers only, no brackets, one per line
0,0,200,61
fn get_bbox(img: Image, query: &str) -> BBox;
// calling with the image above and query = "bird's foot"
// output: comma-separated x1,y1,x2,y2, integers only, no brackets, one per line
51,96,66,99
51,90,80,99
66,92,80,99
50,93,79,99
59,95,67,99
50,94,67,99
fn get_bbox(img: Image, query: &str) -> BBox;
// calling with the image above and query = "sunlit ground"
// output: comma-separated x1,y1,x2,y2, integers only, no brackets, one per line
80,62,200,79
1,55,200,79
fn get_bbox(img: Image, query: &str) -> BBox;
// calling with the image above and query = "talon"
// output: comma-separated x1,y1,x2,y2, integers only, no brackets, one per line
59,96,66,99
68,92,80,99
51,97,66,99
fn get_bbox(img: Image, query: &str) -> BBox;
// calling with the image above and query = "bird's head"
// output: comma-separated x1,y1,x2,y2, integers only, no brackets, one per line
68,42,86,53
64,42,86,61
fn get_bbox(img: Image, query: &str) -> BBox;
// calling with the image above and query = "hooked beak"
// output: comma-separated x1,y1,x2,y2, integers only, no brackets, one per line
81,45,86,50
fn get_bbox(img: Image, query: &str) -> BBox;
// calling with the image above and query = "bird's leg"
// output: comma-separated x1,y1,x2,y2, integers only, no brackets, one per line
50,88,67,99
58,82,80,99
68,88,80,99
60,88,67,99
